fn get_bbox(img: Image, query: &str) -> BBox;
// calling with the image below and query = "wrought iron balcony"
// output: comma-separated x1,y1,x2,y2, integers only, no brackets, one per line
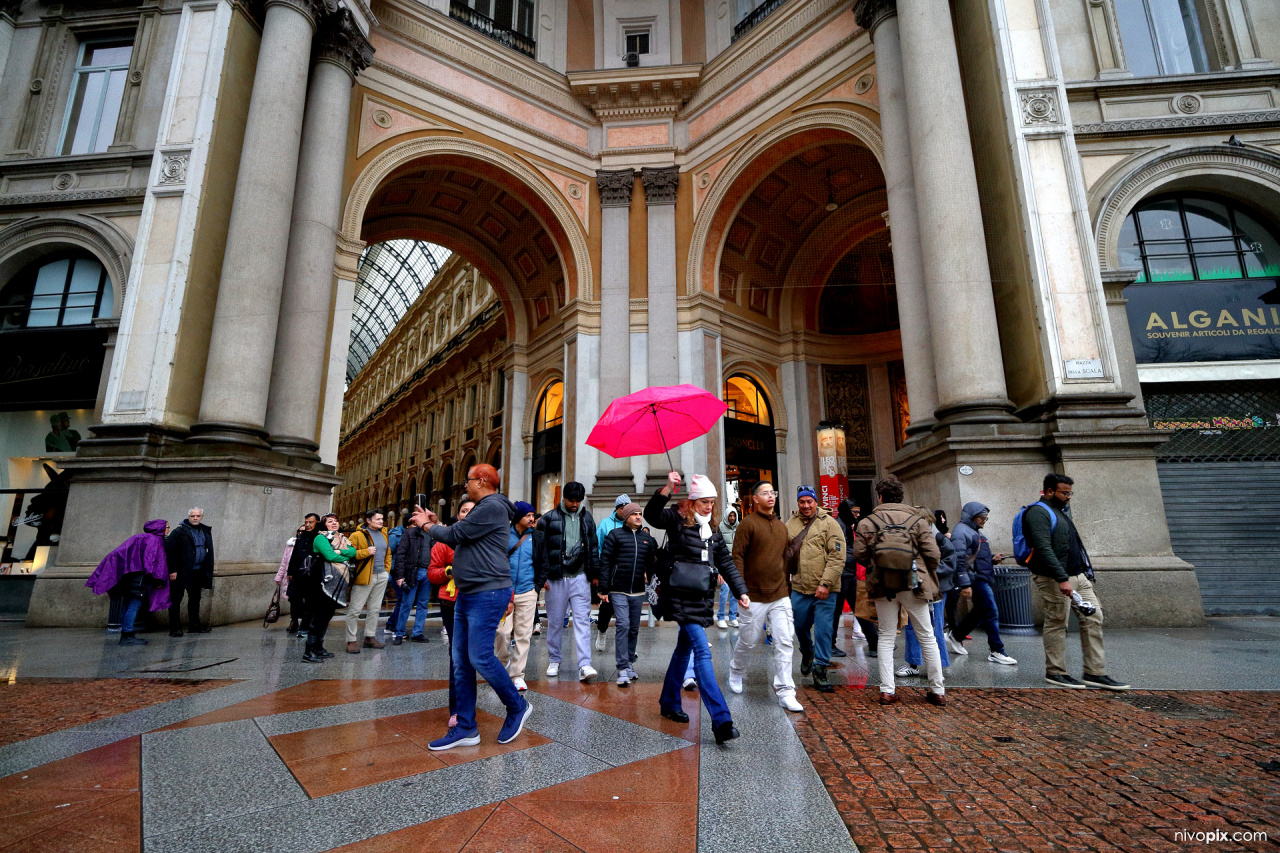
732,0,787,42
449,1,536,59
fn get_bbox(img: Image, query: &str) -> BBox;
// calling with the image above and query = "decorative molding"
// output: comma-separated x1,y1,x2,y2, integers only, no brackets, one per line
51,172,77,191
851,0,895,33
1172,93,1202,115
0,187,146,207
0,216,132,302
157,151,189,186
1020,89,1060,126
1094,145,1280,270
596,169,634,208
317,7,374,77
1075,109,1280,138
640,166,679,206
566,64,701,121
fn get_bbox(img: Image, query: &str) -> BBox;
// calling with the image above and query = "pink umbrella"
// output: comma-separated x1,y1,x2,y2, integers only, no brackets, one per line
586,384,729,474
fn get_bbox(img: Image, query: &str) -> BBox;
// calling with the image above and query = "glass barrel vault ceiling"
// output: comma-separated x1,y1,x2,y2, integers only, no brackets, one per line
348,240,453,383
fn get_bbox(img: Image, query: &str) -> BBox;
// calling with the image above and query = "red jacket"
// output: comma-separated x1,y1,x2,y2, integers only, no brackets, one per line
426,542,457,602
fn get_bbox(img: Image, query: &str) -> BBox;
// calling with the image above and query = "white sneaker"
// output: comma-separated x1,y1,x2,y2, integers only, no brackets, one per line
617,670,631,687
594,632,607,652
647,613,656,627
780,694,804,713
716,618,728,629
945,633,968,656
728,674,743,694
988,651,1018,666
895,664,920,677
513,677,528,692
682,676,697,690
533,623,542,635
546,661,559,677
440,627,448,643
579,665,597,683
729,618,739,628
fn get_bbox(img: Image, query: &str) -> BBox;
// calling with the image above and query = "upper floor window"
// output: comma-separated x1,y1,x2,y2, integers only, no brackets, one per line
1114,0,1211,76
733,0,785,42
60,40,133,156
1,254,114,330
1119,194,1280,283
450,0,536,58
723,374,771,426
536,380,563,431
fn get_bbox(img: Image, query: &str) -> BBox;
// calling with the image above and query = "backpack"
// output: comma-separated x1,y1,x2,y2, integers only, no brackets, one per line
863,507,923,595
1012,501,1057,566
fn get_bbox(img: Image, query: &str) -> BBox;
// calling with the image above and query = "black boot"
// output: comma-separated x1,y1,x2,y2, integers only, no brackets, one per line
713,720,740,745
119,632,148,646
801,649,814,676
812,665,835,693
287,617,299,634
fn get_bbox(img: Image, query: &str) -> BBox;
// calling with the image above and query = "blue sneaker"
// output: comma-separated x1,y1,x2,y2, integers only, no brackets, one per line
497,699,532,744
427,727,480,751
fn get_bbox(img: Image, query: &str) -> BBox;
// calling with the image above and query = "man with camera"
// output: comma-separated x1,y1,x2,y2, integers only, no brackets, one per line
537,481,600,682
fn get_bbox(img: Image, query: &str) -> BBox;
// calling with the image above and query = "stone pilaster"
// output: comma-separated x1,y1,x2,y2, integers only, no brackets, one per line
266,8,373,458
593,168,639,500
641,166,680,488
896,0,1016,425
188,0,327,449
856,0,938,437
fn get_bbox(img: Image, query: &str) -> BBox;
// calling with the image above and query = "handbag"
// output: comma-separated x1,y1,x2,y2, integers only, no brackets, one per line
321,561,352,607
667,560,716,595
263,586,281,627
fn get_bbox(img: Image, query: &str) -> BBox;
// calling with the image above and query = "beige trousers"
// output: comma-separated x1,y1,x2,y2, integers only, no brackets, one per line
1033,573,1106,677
345,572,390,642
874,592,944,696
495,589,539,678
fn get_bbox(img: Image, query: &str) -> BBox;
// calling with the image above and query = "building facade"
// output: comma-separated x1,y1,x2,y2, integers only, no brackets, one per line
1,0,1277,625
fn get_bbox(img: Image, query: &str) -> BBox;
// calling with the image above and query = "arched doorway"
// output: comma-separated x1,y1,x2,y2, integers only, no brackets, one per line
439,464,454,520
531,380,563,512
722,373,777,516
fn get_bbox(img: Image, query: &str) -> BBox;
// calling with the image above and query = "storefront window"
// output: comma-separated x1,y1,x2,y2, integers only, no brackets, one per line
0,254,113,330
723,374,776,517
532,381,563,512
723,375,771,425
1120,195,1280,283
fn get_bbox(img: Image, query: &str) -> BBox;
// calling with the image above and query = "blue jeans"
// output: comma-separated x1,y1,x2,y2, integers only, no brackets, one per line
791,591,837,668
121,596,143,633
394,569,432,637
660,623,731,727
610,593,643,671
716,584,738,621
905,601,951,668
953,578,1006,654
452,588,522,732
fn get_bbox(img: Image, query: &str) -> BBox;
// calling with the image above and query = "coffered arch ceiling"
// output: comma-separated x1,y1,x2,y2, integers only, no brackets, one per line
717,141,893,331
361,158,574,347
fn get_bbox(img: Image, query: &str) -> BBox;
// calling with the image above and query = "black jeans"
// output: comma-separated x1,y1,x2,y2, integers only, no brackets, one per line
440,600,457,716
286,580,310,628
169,581,202,631
832,573,858,644
307,595,339,653
597,596,613,632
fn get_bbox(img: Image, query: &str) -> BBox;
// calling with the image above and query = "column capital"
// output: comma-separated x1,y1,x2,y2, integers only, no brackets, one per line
852,0,896,33
596,169,634,208
264,0,334,30
317,7,375,78
640,166,679,207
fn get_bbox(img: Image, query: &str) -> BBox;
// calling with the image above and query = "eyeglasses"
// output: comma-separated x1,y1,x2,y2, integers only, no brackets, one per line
462,476,484,486
755,490,777,497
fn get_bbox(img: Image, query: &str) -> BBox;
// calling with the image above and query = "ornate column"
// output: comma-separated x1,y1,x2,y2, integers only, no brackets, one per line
592,168,638,500
266,9,373,459
854,0,938,437
896,0,1016,425
641,166,680,484
188,0,331,448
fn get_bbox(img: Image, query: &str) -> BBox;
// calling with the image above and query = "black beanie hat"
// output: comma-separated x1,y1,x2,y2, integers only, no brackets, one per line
563,481,586,501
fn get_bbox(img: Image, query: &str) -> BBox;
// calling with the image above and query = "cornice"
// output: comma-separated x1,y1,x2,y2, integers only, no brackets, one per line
0,186,146,208
1074,109,1280,138
1065,67,1280,100
567,64,701,121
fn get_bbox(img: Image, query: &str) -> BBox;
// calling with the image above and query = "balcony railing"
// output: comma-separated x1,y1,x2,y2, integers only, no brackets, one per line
732,0,787,43
450,1,536,59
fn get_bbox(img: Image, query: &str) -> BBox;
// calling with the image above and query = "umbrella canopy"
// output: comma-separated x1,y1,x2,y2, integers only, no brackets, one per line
586,385,728,466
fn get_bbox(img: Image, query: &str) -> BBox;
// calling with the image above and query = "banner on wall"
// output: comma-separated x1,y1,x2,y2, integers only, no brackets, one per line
0,328,108,411
1124,279,1280,364
816,423,847,511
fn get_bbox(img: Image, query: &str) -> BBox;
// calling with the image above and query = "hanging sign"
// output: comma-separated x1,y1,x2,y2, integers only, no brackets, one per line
1125,278,1280,364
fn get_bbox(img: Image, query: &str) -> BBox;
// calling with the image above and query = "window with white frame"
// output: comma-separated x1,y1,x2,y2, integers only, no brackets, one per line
0,254,114,330
60,39,133,156
1114,0,1213,76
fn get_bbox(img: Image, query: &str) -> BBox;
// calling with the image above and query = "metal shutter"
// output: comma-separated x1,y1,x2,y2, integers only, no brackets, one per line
1157,461,1280,615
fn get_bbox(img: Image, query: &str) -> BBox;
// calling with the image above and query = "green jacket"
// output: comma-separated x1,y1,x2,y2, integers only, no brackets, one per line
313,533,357,564
1024,499,1074,583
784,507,844,595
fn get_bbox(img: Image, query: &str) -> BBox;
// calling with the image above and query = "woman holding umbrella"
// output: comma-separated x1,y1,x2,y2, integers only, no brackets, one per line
645,470,750,745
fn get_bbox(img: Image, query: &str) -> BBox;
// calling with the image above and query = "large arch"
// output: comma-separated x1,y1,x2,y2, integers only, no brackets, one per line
0,215,132,318
688,108,886,299
1094,145,1280,271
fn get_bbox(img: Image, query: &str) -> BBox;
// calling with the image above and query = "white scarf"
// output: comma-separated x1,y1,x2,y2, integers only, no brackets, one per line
695,511,713,542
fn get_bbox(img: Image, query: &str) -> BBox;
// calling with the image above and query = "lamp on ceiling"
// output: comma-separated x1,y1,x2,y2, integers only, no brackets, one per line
825,169,838,212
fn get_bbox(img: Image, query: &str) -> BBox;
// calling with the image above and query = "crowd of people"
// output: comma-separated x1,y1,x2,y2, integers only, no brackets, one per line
88,462,1129,751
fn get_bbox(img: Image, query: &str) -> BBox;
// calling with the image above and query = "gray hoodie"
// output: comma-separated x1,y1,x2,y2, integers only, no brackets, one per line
951,501,991,585
427,492,517,595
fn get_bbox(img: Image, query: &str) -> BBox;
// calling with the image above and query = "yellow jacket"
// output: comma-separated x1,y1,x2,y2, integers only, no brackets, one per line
785,507,845,595
347,526,391,585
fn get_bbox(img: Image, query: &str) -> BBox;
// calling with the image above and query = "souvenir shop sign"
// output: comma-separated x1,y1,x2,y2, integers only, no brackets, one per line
0,327,107,410
1125,278,1280,364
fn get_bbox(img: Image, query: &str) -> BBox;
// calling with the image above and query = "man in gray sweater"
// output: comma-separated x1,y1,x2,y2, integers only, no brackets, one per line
416,463,532,749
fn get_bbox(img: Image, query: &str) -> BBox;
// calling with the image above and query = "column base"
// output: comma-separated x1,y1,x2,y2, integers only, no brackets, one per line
269,434,322,461
933,397,1020,426
187,420,273,450
590,471,638,510
904,418,937,440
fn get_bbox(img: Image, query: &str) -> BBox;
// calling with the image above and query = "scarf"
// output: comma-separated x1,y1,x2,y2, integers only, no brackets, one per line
695,511,713,542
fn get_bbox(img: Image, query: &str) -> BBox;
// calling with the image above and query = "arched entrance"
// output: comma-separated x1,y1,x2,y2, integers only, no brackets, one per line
531,379,564,512
722,373,777,516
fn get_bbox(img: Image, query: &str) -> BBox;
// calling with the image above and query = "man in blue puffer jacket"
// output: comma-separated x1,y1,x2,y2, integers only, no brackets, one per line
945,502,1017,666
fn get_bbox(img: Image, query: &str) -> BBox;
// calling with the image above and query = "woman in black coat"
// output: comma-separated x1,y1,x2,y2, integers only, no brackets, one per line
644,471,750,745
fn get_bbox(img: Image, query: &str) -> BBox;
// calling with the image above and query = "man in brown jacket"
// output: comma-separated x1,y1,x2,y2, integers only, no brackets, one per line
786,485,846,693
726,481,802,712
852,476,944,707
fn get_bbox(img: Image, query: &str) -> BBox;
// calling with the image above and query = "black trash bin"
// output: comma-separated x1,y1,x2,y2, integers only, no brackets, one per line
992,564,1038,636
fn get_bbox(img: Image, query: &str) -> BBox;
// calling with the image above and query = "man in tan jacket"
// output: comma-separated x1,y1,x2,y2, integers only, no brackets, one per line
785,485,845,693
852,476,944,707
345,509,392,653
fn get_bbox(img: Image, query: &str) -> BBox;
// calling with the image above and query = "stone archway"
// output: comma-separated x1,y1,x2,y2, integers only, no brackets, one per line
0,216,132,318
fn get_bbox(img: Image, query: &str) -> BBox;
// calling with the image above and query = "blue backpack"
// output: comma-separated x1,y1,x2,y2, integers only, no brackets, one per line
1012,501,1056,566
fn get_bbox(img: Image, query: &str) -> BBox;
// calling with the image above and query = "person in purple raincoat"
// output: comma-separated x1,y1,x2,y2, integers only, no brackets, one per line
86,520,173,646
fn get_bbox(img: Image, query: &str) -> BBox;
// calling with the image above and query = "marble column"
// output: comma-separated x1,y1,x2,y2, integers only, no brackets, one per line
896,0,1016,425
641,166,680,485
188,0,330,448
265,9,373,459
854,0,937,436
593,169,639,499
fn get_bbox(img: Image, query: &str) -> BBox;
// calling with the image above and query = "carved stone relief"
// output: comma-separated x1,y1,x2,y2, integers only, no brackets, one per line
1020,90,1060,126
158,152,189,185
822,365,873,467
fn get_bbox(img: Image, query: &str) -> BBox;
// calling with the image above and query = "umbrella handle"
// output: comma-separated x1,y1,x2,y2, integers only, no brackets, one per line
650,405,678,491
